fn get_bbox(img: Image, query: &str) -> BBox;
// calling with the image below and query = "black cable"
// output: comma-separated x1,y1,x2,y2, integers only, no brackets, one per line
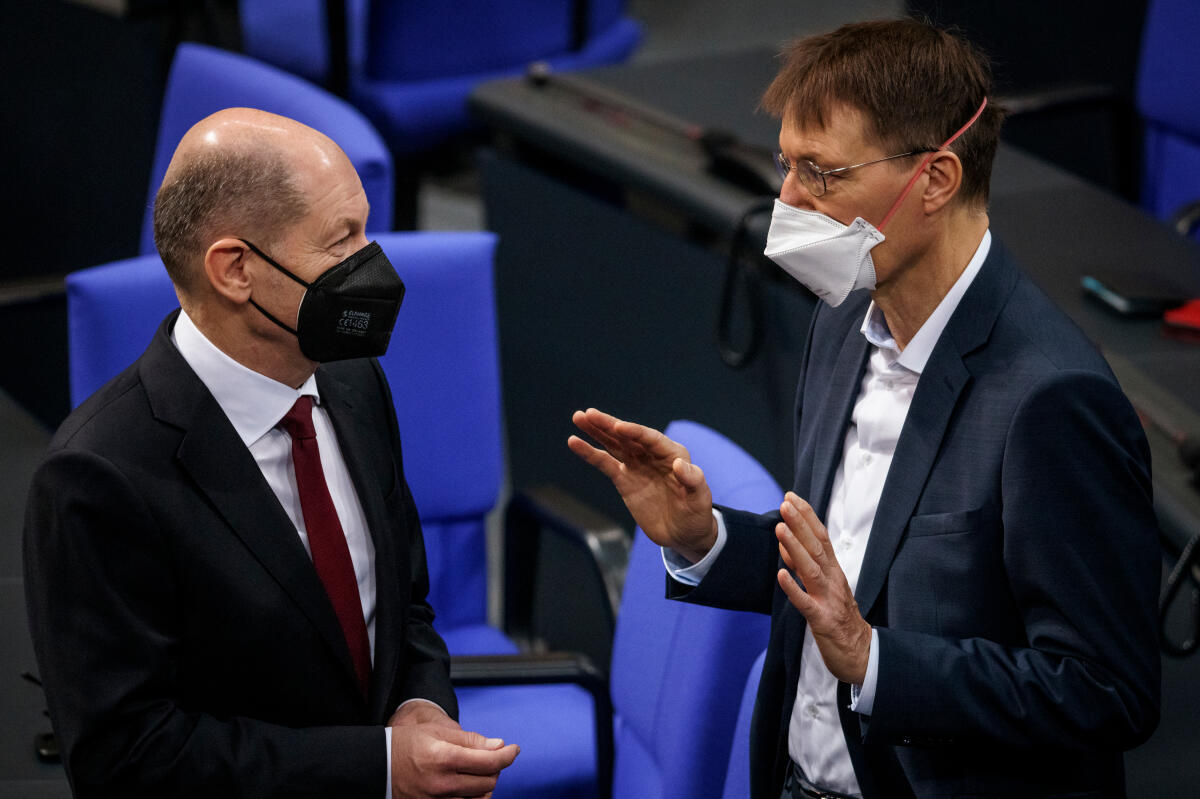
1160,528,1200,657
716,199,776,369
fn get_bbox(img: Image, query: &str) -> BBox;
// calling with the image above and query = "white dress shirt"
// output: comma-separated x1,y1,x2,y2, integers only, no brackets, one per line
172,310,379,654
172,310,411,798
667,230,991,796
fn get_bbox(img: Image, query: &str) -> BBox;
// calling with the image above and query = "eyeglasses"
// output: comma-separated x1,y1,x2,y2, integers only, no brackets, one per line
774,149,933,198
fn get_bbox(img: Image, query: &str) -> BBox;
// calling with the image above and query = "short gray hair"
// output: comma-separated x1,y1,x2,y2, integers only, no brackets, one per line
152,146,307,293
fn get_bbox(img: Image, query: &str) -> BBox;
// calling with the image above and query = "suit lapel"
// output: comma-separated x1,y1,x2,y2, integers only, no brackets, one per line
140,314,364,703
853,349,970,620
318,367,406,721
781,304,871,674
854,241,1020,620
808,319,872,519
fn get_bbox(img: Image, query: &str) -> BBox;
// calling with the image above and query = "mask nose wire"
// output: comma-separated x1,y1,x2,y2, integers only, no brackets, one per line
877,97,989,233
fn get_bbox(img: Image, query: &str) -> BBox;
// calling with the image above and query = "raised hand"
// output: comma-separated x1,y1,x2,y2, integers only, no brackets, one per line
775,492,872,685
568,408,717,562
389,702,518,798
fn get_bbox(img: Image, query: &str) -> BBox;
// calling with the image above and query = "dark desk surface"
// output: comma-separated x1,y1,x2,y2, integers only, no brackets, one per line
0,390,66,793
472,48,1200,550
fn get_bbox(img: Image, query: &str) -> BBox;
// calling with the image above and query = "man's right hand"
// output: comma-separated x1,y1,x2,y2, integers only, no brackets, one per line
568,408,718,563
389,706,519,799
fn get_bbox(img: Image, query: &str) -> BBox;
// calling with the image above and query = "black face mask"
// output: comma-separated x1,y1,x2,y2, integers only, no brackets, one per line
241,238,405,363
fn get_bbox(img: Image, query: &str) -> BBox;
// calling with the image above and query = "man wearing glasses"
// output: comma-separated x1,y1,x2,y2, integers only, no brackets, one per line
570,18,1160,799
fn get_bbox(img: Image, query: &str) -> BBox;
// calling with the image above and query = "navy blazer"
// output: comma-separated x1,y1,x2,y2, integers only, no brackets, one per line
23,312,456,798
673,239,1160,799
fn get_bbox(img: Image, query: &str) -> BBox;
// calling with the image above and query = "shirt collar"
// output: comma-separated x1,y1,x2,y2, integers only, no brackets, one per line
860,228,991,375
171,309,320,447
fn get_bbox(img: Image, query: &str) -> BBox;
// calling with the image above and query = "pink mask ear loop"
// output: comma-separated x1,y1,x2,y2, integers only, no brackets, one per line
877,97,988,232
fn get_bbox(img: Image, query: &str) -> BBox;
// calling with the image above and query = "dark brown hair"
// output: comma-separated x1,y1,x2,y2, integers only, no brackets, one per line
152,146,307,294
762,18,1005,207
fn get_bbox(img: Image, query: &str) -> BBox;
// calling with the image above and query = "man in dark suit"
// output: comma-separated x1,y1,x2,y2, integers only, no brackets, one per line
24,108,518,797
569,19,1160,799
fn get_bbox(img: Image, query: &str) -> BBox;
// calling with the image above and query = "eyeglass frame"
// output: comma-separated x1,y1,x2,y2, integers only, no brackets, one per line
774,148,935,197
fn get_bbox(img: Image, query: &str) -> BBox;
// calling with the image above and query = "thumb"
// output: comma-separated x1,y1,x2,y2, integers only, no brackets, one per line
673,457,705,489
443,727,506,750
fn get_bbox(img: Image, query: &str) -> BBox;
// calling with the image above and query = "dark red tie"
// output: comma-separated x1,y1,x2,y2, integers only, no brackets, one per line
278,396,371,695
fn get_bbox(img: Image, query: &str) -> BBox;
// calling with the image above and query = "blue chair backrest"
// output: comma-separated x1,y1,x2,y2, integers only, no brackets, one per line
1137,0,1200,223
374,232,504,632
609,419,778,799
66,233,502,634
240,0,369,85
66,255,178,408
721,648,766,799
140,42,393,255
364,0,628,81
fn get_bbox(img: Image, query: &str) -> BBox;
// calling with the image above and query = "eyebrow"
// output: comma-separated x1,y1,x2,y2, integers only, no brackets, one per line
779,140,831,166
323,217,362,248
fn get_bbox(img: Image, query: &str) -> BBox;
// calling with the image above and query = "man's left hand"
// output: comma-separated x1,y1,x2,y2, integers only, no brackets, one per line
775,492,873,685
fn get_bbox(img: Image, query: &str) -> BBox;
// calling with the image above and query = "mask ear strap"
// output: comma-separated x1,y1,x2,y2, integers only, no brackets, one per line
239,238,311,289
248,298,300,336
878,97,989,232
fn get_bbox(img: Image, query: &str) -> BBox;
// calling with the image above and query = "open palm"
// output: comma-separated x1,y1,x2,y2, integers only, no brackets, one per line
568,408,717,562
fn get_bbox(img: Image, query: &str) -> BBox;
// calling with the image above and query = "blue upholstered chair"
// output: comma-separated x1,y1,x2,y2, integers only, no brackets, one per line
372,233,598,798
1137,0,1200,235
139,42,393,254
240,0,642,156
606,419,777,799
722,647,767,799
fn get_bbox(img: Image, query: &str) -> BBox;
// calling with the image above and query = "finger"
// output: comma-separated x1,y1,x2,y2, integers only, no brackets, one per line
567,435,625,481
777,522,821,589
776,527,797,571
454,729,507,750
777,568,816,616
670,457,707,491
572,410,631,453
438,738,521,775
580,407,631,440
786,492,832,545
781,495,828,565
609,418,687,461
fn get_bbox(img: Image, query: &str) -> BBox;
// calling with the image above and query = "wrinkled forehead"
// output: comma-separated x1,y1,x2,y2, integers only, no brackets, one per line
779,102,882,159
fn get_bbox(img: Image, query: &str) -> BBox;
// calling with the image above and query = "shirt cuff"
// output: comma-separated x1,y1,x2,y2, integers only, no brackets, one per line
384,727,392,799
848,627,879,715
661,508,728,586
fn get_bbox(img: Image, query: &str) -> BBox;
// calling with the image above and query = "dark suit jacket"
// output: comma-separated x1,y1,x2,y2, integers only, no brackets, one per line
672,239,1161,799
23,312,456,798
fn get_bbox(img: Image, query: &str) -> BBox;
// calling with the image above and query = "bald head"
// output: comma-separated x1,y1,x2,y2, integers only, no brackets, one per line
153,108,354,296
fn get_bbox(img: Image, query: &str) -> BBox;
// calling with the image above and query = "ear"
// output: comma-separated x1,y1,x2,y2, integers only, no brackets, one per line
921,150,963,215
203,238,253,303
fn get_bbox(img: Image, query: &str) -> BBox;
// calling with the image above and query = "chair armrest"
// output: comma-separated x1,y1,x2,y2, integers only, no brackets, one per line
504,485,630,668
450,652,613,799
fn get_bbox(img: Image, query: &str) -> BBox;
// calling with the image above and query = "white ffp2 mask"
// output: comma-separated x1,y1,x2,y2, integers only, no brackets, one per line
763,201,883,307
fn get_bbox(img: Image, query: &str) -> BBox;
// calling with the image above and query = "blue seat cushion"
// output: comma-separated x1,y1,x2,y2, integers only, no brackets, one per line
457,683,598,799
